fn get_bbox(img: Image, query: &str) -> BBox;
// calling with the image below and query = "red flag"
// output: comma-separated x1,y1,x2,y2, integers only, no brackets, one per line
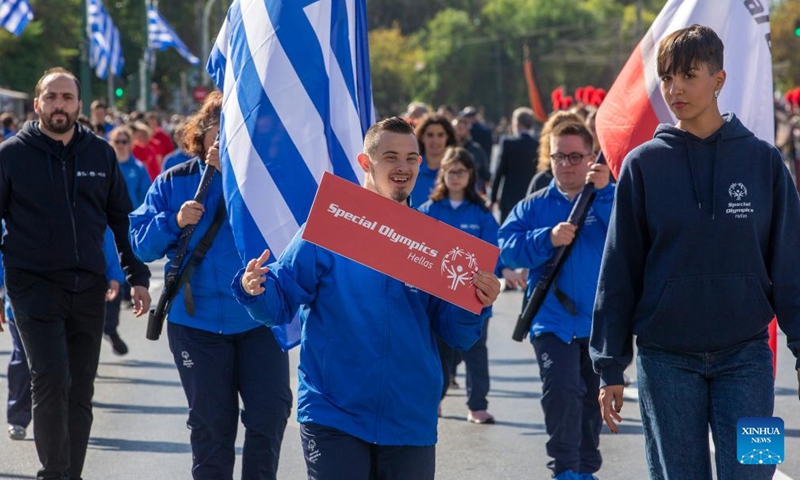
596,0,774,179
523,48,547,122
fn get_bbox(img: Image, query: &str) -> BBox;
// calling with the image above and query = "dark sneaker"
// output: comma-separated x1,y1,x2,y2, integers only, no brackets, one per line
8,424,25,440
105,333,129,356
448,374,460,389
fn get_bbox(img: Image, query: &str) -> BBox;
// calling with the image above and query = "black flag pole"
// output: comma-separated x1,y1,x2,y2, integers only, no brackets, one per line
511,152,608,342
146,155,218,341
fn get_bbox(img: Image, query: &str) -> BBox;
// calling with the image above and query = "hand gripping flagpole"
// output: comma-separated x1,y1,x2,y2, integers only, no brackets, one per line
146,159,218,341
512,152,608,342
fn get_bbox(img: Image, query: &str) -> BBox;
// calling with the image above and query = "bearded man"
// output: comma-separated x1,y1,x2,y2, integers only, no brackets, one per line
0,67,151,480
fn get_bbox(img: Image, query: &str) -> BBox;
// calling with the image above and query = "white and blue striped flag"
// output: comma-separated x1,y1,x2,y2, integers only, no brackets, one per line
0,0,33,36
206,0,375,350
87,0,124,80
147,4,199,66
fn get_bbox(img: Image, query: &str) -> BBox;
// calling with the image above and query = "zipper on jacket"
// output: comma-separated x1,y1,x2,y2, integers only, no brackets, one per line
61,159,81,266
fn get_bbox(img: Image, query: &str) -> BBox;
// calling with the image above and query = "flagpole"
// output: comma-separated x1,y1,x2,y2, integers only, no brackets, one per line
142,0,150,111
107,74,115,112
80,0,92,115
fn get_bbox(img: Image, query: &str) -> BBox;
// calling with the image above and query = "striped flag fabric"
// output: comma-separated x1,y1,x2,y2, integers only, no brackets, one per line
87,0,124,80
0,0,33,36
206,0,375,349
147,4,199,66
596,0,773,178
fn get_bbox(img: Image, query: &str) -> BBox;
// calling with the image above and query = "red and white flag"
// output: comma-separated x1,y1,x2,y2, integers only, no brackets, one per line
596,0,773,178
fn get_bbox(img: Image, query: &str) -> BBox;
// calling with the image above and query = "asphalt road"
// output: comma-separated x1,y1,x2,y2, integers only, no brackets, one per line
0,262,798,479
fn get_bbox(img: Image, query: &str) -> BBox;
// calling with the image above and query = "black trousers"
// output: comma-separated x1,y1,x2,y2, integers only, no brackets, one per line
6,269,107,480
167,322,292,480
300,423,435,480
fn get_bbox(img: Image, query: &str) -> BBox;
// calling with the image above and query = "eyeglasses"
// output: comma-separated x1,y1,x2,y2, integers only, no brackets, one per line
445,169,469,178
113,139,129,145
550,152,591,166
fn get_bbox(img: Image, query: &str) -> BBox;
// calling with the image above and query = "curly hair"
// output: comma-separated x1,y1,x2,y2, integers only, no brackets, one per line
182,91,222,159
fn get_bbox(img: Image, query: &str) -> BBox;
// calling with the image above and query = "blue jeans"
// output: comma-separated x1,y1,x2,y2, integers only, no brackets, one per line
636,335,775,480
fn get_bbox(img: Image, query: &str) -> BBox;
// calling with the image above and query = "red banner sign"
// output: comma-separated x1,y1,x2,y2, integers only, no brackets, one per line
302,173,499,314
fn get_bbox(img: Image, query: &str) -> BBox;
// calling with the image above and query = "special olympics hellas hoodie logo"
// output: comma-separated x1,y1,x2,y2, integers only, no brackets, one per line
441,247,478,291
728,183,748,201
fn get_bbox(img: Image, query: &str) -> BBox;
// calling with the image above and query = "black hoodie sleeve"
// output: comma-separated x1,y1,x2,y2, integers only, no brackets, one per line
106,151,150,288
767,148,800,370
590,153,648,387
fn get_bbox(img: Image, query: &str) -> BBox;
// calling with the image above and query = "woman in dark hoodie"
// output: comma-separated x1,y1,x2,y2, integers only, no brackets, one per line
590,25,800,480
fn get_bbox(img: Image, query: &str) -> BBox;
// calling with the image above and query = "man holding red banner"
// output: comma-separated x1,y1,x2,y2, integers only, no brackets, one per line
590,26,800,480
232,116,501,480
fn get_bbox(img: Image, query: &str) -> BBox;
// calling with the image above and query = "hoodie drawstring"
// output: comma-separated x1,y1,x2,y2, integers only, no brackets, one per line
711,137,722,220
685,136,702,211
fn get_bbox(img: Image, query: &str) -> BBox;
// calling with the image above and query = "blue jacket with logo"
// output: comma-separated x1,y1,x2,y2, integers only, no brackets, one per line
232,225,486,446
591,113,800,386
130,158,261,334
417,198,504,319
499,180,614,343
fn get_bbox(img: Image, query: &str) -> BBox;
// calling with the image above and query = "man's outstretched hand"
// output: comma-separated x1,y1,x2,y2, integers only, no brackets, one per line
242,249,271,296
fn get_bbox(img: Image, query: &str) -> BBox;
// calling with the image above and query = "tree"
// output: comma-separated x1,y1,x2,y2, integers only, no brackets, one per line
369,24,423,116
772,0,800,91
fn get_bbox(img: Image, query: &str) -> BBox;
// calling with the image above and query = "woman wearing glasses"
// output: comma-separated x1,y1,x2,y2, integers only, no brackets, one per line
498,121,612,480
418,147,525,424
109,126,151,210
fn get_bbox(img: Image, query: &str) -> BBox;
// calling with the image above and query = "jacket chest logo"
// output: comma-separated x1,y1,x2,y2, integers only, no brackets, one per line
77,170,106,178
725,182,754,219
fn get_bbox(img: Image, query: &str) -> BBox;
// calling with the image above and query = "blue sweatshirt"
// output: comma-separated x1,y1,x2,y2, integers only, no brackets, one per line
409,157,438,207
499,180,614,343
232,226,485,446
130,158,261,334
118,156,151,209
590,113,800,387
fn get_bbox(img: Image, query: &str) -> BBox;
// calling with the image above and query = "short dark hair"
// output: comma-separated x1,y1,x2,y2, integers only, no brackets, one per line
364,116,415,158
90,100,107,111
550,121,594,153
35,67,81,99
182,91,222,159
657,24,724,77
0,112,15,129
413,114,456,155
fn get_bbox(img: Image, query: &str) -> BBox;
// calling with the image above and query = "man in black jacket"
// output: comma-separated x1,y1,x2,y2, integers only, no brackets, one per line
490,107,539,223
0,67,151,480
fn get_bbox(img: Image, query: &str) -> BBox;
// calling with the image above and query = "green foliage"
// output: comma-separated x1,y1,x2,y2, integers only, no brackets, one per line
772,0,800,91
369,24,423,116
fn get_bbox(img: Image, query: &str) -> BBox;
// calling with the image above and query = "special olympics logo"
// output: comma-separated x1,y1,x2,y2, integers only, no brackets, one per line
728,183,748,201
441,247,478,291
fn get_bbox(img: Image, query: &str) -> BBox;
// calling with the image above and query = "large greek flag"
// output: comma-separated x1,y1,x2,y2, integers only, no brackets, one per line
87,0,124,80
206,0,374,349
147,4,199,66
0,0,33,36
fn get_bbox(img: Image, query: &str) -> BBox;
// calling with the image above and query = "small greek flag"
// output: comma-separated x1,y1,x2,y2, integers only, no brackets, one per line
0,0,33,36
147,4,199,66
87,0,124,80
